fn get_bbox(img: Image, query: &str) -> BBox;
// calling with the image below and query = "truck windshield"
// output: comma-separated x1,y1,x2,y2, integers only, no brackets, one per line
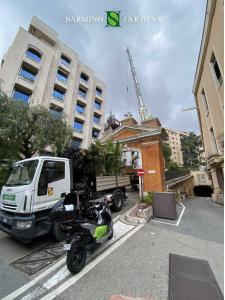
5,160,39,186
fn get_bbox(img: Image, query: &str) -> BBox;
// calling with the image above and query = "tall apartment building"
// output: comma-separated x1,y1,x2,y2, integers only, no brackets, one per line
0,16,106,149
165,128,189,166
193,0,224,204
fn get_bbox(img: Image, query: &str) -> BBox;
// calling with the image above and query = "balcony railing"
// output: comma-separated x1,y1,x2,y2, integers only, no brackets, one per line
26,51,41,63
56,73,68,84
53,90,64,101
19,69,36,82
78,91,87,99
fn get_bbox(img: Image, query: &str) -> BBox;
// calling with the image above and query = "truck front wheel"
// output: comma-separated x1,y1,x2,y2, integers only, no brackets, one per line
111,189,124,212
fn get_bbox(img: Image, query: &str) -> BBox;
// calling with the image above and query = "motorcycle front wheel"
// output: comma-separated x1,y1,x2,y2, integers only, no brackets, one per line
66,242,87,274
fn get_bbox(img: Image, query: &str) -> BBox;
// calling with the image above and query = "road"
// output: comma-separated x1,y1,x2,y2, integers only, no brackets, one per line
0,192,138,298
0,195,223,300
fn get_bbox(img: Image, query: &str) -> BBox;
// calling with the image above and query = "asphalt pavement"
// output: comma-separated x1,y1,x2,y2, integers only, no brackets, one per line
0,195,223,300
150,196,224,244
0,192,138,299
57,196,224,300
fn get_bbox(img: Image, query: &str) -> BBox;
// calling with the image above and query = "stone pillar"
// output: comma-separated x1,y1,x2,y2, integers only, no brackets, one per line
211,167,222,203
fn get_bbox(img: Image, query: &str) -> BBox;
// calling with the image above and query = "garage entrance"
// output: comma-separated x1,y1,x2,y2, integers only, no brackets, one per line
193,185,213,197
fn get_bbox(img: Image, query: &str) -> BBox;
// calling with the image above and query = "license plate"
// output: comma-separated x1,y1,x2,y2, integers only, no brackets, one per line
63,244,71,251
3,194,16,201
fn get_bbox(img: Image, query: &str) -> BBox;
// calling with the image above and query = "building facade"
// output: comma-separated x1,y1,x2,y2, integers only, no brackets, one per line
0,16,106,149
101,117,167,193
165,128,189,166
193,0,224,203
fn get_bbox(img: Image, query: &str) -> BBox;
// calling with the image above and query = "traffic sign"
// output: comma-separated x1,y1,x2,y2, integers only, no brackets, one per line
137,168,145,177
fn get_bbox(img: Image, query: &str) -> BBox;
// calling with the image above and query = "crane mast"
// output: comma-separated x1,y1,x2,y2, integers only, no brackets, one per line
126,47,152,122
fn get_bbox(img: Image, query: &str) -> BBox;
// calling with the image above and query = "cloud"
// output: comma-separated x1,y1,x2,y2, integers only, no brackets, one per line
0,0,206,132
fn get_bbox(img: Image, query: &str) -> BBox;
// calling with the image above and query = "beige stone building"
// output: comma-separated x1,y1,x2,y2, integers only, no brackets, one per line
0,16,106,149
165,128,189,166
193,0,224,203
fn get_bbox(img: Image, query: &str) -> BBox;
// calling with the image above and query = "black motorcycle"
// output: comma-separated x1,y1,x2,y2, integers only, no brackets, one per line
50,192,113,274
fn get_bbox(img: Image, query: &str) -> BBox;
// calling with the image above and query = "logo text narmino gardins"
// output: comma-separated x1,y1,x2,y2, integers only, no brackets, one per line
65,11,162,26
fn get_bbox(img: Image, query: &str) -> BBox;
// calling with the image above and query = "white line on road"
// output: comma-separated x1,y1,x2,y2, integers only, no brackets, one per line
40,223,144,300
150,202,186,227
2,215,121,300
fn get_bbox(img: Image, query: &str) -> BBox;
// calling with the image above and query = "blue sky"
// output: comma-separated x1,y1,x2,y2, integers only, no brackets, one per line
0,0,206,132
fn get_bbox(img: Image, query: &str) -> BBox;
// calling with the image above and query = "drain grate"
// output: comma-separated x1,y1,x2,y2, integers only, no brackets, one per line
169,253,223,300
11,242,66,276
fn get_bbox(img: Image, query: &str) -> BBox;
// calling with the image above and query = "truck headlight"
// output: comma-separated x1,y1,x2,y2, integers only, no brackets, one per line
15,221,32,228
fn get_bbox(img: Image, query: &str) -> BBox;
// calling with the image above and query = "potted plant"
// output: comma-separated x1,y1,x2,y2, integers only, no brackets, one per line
136,192,153,220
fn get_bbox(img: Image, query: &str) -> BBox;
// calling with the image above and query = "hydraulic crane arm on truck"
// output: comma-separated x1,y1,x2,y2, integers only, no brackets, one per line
0,154,130,243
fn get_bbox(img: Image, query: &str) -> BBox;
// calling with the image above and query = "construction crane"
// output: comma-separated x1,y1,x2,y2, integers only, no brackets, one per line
126,47,152,122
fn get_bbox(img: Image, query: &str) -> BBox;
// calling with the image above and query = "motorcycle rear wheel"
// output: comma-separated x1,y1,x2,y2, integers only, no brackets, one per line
66,242,86,274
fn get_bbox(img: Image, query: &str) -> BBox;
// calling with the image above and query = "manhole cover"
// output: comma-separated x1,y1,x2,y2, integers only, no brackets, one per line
11,242,65,275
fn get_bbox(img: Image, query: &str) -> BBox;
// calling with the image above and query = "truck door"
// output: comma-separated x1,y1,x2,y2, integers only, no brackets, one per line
33,160,67,211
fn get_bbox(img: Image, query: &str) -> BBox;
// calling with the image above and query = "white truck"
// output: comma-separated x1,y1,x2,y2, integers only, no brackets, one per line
0,156,130,243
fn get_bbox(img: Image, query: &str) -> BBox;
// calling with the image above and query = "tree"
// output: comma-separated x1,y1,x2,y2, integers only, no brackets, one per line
181,132,201,168
0,90,73,160
104,140,123,175
162,142,172,169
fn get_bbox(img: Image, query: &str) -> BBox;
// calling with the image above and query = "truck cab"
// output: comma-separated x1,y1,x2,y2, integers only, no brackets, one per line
0,156,71,242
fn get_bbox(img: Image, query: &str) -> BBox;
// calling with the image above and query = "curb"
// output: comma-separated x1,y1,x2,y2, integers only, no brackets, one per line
120,204,148,225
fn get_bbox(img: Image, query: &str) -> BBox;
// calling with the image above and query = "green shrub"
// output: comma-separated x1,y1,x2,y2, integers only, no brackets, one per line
142,192,153,205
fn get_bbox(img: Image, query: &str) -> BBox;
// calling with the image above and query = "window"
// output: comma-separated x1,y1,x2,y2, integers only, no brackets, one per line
49,103,63,118
76,103,85,114
56,69,68,83
80,73,89,83
201,89,209,115
38,161,65,196
6,160,38,187
53,86,65,101
60,55,71,67
74,120,84,132
12,86,31,103
19,63,38,82
210,52,223,86
78,86,87,98
96,87,102,97
92,129,100,138
26,48,42,63
210,127,218,153
71,138,82,149
95,100,101,110
93,114,100,124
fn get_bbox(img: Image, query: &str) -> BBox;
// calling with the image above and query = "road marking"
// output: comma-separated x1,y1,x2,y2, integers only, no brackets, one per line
2,215,121,300
151,202,185,227
41,220,133,292
40,223,144,300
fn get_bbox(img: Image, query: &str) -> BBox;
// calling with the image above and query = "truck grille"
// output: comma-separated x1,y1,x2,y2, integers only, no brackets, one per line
2,203,17,211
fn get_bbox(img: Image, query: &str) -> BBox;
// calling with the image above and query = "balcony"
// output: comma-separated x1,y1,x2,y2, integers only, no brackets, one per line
17,77,34,91
73,130,83,139
94,107,102,115
23,48,41,69
74,111,86,121
60,55,71,72
77,94,87,105
79,79,89,90
92,122,101,131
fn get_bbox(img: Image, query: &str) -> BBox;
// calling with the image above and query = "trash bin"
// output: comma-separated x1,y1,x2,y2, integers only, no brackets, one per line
153,192,177,220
